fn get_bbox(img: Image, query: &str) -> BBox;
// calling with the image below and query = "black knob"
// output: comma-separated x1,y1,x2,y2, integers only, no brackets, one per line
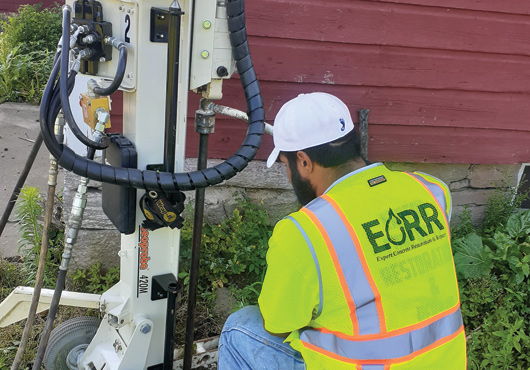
216,66,229,77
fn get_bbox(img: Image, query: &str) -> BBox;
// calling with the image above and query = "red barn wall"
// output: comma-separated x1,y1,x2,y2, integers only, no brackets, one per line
187,0,530,165
1,0,58,12
4,1,530,164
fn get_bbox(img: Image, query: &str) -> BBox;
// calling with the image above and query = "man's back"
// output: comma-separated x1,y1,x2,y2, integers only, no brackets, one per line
259,164,466,369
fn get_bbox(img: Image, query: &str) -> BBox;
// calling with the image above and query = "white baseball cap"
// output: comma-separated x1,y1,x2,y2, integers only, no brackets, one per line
266,92,355,168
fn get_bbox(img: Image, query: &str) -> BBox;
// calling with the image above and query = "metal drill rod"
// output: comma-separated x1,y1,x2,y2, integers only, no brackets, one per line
0,133,43,237
11,118,61,370
183,132,210,370
163,0,183,173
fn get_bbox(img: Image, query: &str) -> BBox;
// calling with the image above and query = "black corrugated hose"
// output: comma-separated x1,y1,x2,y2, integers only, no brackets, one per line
40,0,265,192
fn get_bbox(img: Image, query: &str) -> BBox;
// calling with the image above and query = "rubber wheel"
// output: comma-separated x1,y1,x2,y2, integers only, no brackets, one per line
43,316,101,370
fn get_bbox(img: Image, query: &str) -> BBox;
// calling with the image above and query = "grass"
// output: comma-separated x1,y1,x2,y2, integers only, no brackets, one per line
0,259,99,369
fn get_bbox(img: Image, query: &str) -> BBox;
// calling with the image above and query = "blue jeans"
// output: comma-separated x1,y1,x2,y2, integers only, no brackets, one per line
218,305,306,370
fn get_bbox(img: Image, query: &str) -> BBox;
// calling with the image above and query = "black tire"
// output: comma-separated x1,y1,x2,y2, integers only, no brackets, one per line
43,316,101,370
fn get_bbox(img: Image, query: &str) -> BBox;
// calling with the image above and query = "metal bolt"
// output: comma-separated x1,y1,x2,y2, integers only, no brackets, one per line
140,324,151,334
201,50,210,59
113,339,123,353
82,35,97,44
157,292,164,298
99,57,106,63
119,5,123,10
202,20,212,29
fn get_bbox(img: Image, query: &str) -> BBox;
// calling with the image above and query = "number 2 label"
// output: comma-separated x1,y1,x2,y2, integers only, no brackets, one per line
124,14,131,43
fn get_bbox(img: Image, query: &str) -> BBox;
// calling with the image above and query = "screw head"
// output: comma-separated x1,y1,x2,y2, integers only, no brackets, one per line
99,57,106,63
202,20,212,29
140,324,151,334
201,50,210,59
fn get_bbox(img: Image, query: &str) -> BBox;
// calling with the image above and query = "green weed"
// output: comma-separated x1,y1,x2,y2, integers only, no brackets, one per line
14,186,63,288
0,4,60,103
481,176,529,237
179,196,272,308
453,210,530,368
68,263,120,294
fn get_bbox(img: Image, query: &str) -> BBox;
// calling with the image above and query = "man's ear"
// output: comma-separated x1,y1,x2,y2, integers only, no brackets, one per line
296,151,313,176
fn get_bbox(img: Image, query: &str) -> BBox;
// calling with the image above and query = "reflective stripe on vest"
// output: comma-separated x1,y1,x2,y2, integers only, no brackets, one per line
300,307,463,363
302,197,384,336
287,215,324,318
405,172,451,223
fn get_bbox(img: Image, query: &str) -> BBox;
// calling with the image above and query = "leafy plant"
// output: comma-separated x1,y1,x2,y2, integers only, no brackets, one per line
231,281,263,310
453,233,493,279
179,196,272,306
1,3,62,55
0,259,24,302
69,263,120,294
0,4,59,103
14,186,63,287
481,177,529,236
451,205,474,240
453,210,530,368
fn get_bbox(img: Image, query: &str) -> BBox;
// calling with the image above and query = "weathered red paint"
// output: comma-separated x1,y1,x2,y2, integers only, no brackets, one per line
4,0,529,164
1,0,58,12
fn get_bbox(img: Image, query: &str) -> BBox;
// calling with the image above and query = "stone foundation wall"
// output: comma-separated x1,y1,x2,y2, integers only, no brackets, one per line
63,160,523,270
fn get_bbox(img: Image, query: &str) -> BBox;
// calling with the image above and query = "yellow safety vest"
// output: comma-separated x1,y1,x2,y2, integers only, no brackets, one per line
282,164,466,369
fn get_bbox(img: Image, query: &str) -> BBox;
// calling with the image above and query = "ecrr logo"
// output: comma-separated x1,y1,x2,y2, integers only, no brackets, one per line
362,202,445,254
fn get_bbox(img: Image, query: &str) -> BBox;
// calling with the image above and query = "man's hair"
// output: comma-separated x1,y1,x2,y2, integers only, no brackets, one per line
280,129,362,169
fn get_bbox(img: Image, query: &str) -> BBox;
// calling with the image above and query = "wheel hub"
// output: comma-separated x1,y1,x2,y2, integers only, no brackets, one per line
66,344,88,370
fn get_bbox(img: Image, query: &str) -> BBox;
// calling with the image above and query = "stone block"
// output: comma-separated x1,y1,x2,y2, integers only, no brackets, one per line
385,162,470,184
450,179,469,191
69,229,121,271
246,189,298,224
451,188,495,207
469,164,520,188
185,186,248,226
451,205,486,228
63,171,117,230
184,158,292,190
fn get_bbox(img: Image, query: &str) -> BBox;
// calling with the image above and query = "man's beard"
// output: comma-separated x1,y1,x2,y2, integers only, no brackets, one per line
291,165,317,206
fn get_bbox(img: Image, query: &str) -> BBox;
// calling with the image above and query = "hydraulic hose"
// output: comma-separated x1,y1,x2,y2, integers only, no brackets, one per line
40,0,265,192
40,50,62,161
60,5,109,151
92,37,127,96
32,270,67,370
33,135,97,370
11,140,59,370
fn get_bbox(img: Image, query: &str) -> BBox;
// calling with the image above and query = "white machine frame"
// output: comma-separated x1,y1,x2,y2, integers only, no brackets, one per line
0,0,245,369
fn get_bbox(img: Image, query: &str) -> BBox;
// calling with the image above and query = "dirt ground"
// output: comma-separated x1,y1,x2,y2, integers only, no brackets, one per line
0,102,63,258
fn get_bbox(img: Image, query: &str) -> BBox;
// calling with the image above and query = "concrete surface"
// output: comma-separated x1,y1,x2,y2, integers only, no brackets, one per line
0,102,63,258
